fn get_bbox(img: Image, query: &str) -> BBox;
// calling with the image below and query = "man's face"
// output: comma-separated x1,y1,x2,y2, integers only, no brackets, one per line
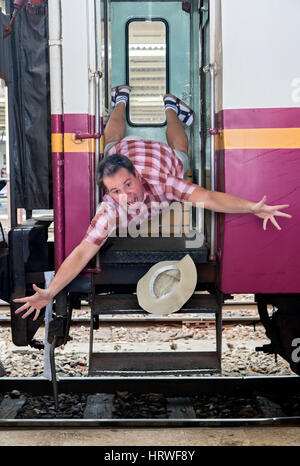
103,167,144,206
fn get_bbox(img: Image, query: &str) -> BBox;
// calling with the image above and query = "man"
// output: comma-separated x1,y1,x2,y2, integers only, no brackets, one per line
14,86,291,320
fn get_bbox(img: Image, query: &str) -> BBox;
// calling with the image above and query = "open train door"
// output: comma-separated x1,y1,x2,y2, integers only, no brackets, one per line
4,0,53,346
0,6,10,305
0,221,9,304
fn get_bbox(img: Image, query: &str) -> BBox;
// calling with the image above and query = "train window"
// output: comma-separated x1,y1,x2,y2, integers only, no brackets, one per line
126,18,169,126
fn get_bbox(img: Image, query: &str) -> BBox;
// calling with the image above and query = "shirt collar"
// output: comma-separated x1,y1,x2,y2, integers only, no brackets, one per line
141,178,152,202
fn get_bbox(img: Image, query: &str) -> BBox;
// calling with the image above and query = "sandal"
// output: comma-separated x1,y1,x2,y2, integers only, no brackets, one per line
111,85,132,107
163,93,195,126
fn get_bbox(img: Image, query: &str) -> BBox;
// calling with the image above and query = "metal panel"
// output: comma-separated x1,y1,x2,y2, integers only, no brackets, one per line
93,262,216,286
61,0,98,257
218,109,300,293
110,0,191,142
221,0,300,109
61,0,90,114
100,236,208,264
1,376,300,396
89,351,220,374
92,292,220,314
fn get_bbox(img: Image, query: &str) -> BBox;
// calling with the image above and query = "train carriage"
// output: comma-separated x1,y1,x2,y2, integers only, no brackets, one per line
0,0,300,377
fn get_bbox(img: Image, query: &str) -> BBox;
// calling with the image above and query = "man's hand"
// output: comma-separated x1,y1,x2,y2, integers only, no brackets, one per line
13,284,54,321
252,195,292,230
13,239,101,320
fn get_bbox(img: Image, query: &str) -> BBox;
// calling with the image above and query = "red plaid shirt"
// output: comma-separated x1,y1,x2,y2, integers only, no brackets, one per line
84,139,196,247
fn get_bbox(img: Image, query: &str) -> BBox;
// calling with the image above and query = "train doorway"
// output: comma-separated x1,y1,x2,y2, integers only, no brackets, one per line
103,0,206,248
110,1,192,143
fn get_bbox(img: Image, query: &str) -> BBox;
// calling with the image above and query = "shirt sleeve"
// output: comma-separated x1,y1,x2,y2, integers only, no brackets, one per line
164,176,197,202
83,201,118,248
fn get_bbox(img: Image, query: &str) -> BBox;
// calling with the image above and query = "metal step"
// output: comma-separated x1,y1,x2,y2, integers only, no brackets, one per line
93,262,216,287
89,292,222,376
89,351,221,376
99,237,209,264
91,292,221,315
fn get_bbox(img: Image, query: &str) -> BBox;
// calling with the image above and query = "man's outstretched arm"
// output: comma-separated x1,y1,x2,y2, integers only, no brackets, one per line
188,186,292,230
13,239,101,321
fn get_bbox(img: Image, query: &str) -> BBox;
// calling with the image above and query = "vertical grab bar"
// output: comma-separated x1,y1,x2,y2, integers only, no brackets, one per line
203,63,217,260
209,63,216,260
94,70,101,208
94,70,101,271
95,0,103,271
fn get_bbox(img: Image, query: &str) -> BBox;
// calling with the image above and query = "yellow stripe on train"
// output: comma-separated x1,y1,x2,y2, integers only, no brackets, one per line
51,133,103,153
216,128,300,150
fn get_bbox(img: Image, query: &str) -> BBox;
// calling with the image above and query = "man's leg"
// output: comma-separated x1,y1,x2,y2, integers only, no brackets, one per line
165,108,189,154
104,85,131,147
164,94,195,155
104,101,126,147
164,95,196,177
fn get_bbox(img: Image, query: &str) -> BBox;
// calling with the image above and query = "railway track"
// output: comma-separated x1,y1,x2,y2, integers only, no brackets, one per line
0,300,261,327
0,376,300,427
3,298,290,431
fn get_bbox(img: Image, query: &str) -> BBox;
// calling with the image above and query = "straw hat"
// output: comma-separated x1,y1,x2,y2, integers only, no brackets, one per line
136,254,197,315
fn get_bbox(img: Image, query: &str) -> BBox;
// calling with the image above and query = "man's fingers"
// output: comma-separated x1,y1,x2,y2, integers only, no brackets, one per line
33,310,41,321
21,307,36,319
270,216,281,231
272,204,290,211
14,302,30,313
254,197,266,211
259,195,267,203
13,297,28,303
263,215,282,231
14,285,42,305
15,302,42,319
258,195,267,206
274,211,292,218
13,283,48,319
32,284,42,293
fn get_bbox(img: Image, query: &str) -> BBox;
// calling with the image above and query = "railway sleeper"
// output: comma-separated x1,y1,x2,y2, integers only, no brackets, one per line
1,382,300,424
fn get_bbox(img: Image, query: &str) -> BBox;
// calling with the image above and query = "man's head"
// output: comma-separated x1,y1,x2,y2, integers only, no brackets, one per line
97,154,144,205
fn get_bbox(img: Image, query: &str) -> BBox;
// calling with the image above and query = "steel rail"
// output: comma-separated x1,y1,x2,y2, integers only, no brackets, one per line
1,417,300,427
1,375,299,394
0,314,260,326
0,300,259,308
0,300,260,326
0,376,300,427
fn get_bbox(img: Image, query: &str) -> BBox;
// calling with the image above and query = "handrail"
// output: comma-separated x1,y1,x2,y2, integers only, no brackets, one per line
203,63,218,260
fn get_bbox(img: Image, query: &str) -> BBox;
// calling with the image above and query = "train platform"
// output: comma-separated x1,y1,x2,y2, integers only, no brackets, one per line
0,426,299,446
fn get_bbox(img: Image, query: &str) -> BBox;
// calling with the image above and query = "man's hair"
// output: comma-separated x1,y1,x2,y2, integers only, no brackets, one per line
97,153,136,189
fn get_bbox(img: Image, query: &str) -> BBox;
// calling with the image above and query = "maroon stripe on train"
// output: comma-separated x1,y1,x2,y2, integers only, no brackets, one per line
51,114,65,270
220,107,300,129
64,114,95,133
51,114,64,133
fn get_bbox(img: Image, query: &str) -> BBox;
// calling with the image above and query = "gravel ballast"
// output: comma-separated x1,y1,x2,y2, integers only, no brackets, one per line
0,295,297,419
